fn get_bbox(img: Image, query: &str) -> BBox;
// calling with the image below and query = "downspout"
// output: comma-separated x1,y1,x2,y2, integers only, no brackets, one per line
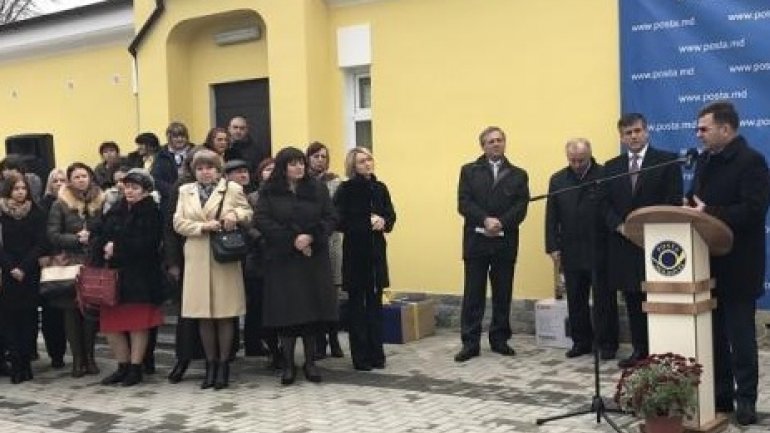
128,0,166,131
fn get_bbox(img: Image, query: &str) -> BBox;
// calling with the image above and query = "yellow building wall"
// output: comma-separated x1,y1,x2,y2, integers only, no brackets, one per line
0,0,621,300
0,43,136,167
328,0,621,298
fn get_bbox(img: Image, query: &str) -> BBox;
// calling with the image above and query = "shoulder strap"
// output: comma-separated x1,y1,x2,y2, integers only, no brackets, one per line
215,180,229,220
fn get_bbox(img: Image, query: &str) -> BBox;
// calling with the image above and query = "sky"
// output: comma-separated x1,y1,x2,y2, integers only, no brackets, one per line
36,0,104,14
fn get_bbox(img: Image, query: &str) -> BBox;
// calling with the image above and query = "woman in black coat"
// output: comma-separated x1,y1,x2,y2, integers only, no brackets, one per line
92,169,165,386
0,174,47,383
334,147,396,371
255,147,338,385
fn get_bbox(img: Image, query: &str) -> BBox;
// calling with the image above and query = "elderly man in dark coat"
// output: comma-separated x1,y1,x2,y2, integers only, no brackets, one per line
684,101,769,426
603,113,682,368
545,138,616,359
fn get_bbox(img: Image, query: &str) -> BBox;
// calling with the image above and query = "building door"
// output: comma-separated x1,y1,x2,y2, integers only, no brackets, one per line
213,78,271,158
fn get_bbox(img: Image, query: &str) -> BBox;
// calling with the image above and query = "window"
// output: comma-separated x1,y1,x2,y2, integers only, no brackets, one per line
345,69,372,150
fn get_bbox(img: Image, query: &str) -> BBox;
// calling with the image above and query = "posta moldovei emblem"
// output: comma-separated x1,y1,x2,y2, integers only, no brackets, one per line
651,241,686,276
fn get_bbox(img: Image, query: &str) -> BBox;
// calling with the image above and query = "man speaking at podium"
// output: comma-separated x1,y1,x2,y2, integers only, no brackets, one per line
603,113,683,369
684,101,769,426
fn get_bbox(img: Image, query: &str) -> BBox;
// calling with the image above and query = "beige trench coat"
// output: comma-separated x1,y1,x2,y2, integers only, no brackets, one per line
174,179,253,318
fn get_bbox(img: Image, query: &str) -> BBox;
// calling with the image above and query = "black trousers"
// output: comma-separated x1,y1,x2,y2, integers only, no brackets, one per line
347,285,385,367
622,291,648,353
40,299,66,361
713,295,758,406
563,270,593,348
1,308,38,361
592,269,619,352
461,254,514,349
244,277,277,355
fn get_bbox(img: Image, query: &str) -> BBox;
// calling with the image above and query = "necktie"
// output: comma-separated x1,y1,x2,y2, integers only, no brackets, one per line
630,154,640,190
492,162,499,181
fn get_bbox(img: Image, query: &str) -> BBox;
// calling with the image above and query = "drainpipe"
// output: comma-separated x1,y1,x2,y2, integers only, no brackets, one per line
128,0,166,130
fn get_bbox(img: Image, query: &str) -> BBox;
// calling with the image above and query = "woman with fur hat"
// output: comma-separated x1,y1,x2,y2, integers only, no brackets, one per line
46,162,104,378
93,169,165,386
173,149,252,390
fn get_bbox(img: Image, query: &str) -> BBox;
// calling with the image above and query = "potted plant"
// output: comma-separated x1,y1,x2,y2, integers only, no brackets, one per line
614,352,703,433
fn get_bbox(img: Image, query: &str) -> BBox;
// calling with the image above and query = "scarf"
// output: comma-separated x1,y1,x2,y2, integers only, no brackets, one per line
198,182,217,207
0,198,32,220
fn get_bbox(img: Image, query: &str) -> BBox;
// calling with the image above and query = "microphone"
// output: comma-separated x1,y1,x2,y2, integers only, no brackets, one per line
679,147,700,169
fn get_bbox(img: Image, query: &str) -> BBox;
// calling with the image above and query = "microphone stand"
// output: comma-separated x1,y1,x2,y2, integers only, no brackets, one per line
533,155,687,431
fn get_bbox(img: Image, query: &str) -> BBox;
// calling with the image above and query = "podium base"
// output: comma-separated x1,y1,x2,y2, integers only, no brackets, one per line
685,413,729,433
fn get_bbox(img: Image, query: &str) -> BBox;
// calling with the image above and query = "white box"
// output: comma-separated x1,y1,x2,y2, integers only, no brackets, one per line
535,298,572,349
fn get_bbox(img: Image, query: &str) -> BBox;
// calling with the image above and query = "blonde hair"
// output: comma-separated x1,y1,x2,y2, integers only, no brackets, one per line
45,168,67,196
344,147,374,179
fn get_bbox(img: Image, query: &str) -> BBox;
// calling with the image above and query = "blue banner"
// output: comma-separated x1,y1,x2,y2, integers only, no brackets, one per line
620,0,770,307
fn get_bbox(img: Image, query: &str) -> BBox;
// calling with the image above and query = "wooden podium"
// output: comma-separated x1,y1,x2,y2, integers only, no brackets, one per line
625,206,732,433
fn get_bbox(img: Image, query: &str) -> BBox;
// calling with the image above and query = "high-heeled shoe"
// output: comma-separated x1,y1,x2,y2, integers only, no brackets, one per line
167,359,189,384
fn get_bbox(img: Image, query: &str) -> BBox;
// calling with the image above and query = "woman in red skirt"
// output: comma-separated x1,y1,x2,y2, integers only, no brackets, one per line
93,169,165,386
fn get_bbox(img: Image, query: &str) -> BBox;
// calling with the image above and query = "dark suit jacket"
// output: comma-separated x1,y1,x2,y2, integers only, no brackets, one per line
545,159,606,271
458,155,529,261
688,136,770,300
603,146,683,291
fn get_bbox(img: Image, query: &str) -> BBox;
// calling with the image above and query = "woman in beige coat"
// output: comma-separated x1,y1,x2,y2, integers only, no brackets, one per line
173,149,252,390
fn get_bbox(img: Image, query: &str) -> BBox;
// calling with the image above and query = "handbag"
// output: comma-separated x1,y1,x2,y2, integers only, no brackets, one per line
210,181,248,263
76,265,119,309
40,263,82,299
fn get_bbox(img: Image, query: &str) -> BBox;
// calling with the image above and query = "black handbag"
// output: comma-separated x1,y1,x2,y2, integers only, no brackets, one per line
210,181,248,263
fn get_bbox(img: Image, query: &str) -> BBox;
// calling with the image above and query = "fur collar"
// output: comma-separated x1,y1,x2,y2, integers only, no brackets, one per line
57,184,105,217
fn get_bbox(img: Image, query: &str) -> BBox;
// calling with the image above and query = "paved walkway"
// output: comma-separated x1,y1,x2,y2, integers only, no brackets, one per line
0,330,767,433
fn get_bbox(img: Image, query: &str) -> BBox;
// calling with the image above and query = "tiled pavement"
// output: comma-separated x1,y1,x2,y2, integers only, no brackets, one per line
1,329,768,433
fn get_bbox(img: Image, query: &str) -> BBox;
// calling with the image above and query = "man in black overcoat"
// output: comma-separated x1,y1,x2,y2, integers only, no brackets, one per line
545,138,617,359
683,101,769,426
603,113,683,368
455,126,529,362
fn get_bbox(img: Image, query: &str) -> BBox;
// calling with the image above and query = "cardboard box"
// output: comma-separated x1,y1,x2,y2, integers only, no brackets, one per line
382,299,436,344
535,298,572,349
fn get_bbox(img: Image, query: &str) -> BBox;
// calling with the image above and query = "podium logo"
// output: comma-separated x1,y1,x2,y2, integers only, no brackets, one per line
651,241,686,276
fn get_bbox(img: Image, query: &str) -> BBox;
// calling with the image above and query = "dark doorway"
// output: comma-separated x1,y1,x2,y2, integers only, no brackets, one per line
213,78,271,158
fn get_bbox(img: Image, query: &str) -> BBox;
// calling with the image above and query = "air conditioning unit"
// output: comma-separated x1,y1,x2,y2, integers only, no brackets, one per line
214,26,261,46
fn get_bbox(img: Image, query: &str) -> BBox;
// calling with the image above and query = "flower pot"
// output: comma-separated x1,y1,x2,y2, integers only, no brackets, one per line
639,416,684,433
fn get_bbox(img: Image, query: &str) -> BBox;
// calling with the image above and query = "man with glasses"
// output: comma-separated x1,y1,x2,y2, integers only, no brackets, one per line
683,101,769,425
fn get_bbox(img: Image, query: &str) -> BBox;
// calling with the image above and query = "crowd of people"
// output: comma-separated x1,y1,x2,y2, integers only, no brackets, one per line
0,115,396,391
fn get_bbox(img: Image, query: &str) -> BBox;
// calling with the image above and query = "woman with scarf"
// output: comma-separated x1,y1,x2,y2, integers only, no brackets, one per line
0,174,47,383
334,147,396,371
173,149,252,390
46,162,104,378
306,142,344,359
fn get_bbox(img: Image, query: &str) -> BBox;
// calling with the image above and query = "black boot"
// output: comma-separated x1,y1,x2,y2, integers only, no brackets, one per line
328,330,344,358
279,337,296,385
121,364,143,386
201,361,218,389
9,354,24,384
302,335,322,383
101,363,129,385
83,320,100,375
167,359,189,384
63,309,86,378
143,356,156,375
214,361,230,390
315,332,328,360
266,336,282,370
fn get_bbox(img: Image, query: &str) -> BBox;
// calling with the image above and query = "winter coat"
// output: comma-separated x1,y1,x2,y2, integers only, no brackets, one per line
254,177,338,328
688,136,770,300
334,174,396,291
173,178,252,318
544,160,607,271
46,184,104,264
602,147,682,291
0,202,46,311
458,155,529,261
92,196,165,305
